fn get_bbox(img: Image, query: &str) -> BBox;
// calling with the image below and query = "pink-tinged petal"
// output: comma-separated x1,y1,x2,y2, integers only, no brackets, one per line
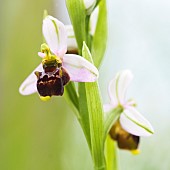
120,106,154,136
19,64,43,95
62,54,99,82
55,48,67,58
103,103,114,113
38,52,46,58
43,15,67,58
117,70,133,104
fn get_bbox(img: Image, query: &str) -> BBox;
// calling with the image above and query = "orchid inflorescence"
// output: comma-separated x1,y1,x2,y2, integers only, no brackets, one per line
19,1,154,169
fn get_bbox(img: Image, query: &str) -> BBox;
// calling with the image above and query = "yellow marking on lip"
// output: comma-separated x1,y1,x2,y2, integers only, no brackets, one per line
131,149,140,155
39,96,51,101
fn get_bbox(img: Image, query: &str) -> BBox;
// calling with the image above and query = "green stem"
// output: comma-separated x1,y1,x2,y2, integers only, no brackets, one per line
106,135,119,170
85,15,92,50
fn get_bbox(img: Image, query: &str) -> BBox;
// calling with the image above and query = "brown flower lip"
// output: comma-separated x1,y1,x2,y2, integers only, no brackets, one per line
35,60,70,97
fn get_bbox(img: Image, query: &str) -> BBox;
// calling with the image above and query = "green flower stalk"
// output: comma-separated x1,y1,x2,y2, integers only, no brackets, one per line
66,0,107,169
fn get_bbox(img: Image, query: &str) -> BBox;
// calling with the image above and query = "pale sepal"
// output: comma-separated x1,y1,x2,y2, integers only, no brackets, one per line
63,54,99,82
120,106,154,136
117,70,133,105
42,15,67,58
19,64,43,95
108,74,119,107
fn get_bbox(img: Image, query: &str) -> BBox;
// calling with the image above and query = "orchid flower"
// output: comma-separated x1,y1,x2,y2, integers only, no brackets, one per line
104,70,154,152
19,15,99,101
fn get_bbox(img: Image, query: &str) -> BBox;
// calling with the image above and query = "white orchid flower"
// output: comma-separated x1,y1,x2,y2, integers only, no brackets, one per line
104,70,154,137
19,15,99,100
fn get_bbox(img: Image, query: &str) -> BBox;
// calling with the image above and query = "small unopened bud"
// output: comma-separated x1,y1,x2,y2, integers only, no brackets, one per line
65,25,78,54
84,0,96,15
89,6,99,36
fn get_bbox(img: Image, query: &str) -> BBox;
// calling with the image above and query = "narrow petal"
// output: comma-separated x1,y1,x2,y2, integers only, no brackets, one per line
38,52,46,58
117,70,133,104
89,6,99,36
120,106,154,136
43,16,67,58
19,64,43,95
62,54,99,82
65,25,78,52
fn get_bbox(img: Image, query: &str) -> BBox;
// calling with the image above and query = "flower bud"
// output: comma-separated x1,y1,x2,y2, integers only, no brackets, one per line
89,6,99,36
65,25,78,54
84,0,96,15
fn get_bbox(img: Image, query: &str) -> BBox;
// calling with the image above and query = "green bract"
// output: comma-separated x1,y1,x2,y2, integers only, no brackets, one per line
81,42,105,169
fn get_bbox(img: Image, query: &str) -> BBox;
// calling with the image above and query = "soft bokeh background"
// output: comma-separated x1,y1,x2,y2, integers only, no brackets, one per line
1,0,170,169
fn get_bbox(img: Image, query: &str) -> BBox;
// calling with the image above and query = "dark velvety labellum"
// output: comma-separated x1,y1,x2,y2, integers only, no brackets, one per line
116,133,139,150
35,67,70,97
109,120,139,150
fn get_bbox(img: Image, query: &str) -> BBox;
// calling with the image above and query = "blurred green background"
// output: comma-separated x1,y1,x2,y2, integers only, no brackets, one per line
0,0,170,169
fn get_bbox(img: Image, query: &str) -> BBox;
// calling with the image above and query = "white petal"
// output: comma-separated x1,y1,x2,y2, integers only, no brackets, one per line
43,15,67,58
117,70,133,104
19,64,43,95
89,6,99,36
120,106,154,136
65,25,78,51
103,104,114,113
62,54,99,82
